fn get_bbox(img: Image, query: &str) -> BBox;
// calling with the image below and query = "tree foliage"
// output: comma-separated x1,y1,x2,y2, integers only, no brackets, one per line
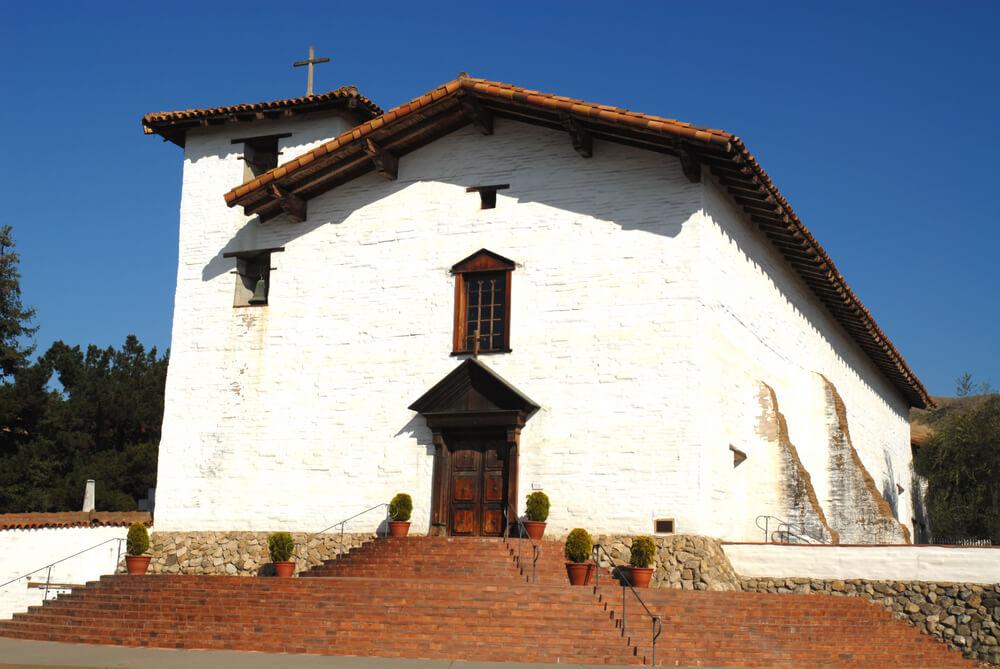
0,225,37,379
955,371,993,397
0,336,167,513
914,395,1000,544
0,224,167,513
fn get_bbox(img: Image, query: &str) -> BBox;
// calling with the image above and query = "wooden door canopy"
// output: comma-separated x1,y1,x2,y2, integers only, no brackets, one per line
408,358,539,429
410,359,538,536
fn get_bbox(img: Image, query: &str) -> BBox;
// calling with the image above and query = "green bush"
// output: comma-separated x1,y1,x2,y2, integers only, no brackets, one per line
629,536,656,568
525,491,550,522
389,493,413,522
564,528,592,563
267,532,295,563
126,523,149,556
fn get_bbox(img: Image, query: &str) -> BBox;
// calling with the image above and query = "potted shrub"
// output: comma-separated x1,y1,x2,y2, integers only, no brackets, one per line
564,528,594,586
124,523,151,575
388,493,412,537
268,532,296,577
627,536,656,588
522,491,549,541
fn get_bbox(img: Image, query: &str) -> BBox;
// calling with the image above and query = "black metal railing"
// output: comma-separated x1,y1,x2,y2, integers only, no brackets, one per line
0,537,125,603
310,503,391,557
755,515,830,545
592,543,662,665
502,503,540,583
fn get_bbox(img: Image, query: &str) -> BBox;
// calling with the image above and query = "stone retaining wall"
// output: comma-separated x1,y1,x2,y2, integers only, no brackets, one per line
742,577,1000,666
141,531,376,576
594,534,741,591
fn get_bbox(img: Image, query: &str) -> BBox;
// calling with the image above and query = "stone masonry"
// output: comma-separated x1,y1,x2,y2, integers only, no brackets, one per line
139,531,375,576
743,577,1000,666
595,534,742,592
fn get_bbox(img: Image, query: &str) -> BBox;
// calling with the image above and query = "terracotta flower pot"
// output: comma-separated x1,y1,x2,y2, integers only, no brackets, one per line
565,562,594,586
388,521,410,537
125,555,151,576
628,566,654,588
522,521,546,541
273,561,295,577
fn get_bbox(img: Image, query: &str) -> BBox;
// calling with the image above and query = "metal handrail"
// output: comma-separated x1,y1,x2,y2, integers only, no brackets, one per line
593,543,663,666
309,503,391,557
502,502,540,583
0,537,124,603
755,515,829,545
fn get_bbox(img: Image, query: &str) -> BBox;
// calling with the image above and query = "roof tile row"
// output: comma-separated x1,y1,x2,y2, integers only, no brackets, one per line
0,511,152,530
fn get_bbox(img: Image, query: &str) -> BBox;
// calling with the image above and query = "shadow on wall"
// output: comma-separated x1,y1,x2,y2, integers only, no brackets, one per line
201,125,692,284
394,413,436,536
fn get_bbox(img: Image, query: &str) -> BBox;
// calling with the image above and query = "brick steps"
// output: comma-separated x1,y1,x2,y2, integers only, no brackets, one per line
0,536,979,667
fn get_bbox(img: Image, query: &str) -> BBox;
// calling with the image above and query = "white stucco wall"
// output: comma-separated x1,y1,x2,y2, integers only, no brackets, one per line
0,526,127,620
724,543,1000,583
154,112,916,542
156,118,705,535
697,177,912,541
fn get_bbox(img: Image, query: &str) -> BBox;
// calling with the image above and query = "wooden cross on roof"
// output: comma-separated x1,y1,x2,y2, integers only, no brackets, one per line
293,46,330,96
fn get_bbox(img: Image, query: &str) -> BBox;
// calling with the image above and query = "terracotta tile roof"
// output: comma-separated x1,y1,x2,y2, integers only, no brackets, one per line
0,511,151,530
142,86,382,147
222,76,932,409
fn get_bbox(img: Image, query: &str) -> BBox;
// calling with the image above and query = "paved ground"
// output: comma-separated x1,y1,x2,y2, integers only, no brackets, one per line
0,638,659,669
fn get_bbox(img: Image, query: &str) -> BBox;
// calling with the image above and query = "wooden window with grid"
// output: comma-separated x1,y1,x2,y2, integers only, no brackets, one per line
451,249,515,355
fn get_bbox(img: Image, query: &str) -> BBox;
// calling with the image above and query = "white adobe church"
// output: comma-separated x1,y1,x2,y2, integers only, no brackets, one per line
143,73,931,545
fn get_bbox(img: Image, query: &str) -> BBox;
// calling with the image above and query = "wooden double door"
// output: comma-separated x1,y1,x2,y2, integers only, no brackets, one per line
447,433,509,537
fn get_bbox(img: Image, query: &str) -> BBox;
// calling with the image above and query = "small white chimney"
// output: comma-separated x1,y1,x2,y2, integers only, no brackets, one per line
82,479,95,512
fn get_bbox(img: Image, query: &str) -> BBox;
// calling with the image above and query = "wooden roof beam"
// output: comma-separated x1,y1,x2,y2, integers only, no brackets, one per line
363,138,398,180
268,184,306,222
560,114,592,158
675,144,701,183
459,93,494,135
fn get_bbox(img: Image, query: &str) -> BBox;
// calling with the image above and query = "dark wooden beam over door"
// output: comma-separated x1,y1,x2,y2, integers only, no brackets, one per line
505,426,521,535
429,430,449,536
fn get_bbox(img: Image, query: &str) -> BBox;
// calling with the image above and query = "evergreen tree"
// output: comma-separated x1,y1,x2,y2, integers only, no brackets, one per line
0,336,168,513
0,225,37,378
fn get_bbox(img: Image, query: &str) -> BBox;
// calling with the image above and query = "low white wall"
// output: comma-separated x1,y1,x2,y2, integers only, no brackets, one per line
724,542,1000,584
0,526,128,619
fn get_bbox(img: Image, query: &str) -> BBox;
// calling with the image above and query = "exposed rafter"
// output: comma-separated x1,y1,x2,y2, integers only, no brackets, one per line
268,184,306,222
560,114,592,158
458,92,494,135
363,138,398,180
675,145,701,183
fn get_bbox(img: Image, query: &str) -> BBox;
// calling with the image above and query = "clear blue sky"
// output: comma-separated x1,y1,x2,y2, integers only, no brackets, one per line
0,1,996,397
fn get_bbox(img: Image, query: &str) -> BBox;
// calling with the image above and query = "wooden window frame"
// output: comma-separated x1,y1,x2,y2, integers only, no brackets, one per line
451,249,515,355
